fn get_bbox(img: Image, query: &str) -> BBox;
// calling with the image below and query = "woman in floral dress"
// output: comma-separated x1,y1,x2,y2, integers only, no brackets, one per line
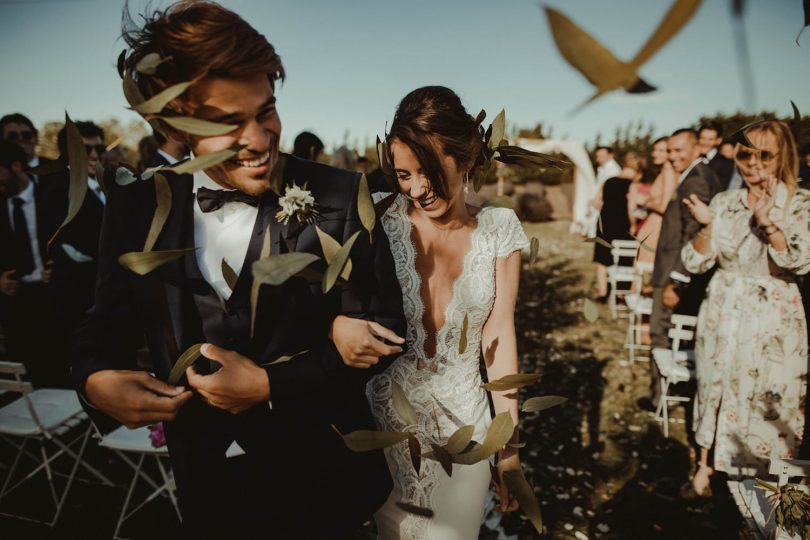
681,120,809,492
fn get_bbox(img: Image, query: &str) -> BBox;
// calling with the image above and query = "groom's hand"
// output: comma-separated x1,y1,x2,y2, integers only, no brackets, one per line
84,370,192,429
186,344,270,414
329,315,404,369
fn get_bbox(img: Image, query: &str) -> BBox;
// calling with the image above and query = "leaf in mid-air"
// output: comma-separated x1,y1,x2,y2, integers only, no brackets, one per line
167,343,203,385
118,248,196,276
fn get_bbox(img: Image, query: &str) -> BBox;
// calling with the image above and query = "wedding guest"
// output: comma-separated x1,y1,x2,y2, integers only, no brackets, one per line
585,146,621,236
331,145,357,171
639,129,721,412
356,156,370,175
636,137,676,265
592,152,645,301
292,130,324,162
137,135,159,171
0,113,54,185
699,121,734,190
148,130,188,168
682,119,808,491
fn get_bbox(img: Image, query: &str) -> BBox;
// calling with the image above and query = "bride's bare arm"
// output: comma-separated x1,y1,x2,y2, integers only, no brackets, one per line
481,250,522,512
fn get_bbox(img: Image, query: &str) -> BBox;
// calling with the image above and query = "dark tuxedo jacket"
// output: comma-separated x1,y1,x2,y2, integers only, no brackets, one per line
73,155,405,537
652,161,721,289
0,182,51,276
707,151,734,191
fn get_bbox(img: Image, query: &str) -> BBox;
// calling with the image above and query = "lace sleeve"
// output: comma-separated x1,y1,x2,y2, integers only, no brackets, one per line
494,208,530,258
769,189,810,275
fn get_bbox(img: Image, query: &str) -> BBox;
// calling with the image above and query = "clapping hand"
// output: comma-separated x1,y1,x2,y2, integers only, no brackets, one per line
682,194,713,226
751,174,777,226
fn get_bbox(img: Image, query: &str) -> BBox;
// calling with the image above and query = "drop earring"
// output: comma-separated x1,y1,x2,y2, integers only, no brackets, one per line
464,171,470,194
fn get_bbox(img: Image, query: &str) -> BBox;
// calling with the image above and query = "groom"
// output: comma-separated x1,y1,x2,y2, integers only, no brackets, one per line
73,2,405,538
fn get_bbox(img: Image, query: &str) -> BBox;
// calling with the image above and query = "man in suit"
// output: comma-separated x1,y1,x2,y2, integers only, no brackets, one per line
73,3,405,538
148,130,188,169
639,128,721,411
698,121,734,191
0,113,55,186
0,140,66,387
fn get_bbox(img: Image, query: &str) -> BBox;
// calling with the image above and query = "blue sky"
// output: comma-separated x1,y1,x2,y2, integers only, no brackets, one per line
1,0,807,150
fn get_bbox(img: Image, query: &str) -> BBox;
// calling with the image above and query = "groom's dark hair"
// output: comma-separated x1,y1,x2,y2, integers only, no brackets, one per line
120,1,285,114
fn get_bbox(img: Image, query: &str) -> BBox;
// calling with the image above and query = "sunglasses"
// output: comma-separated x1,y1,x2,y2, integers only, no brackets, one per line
736,148,778,163
5,130,35,142
84,144,107,156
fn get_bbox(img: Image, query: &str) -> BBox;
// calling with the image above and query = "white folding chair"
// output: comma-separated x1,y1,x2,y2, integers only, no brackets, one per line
607,239,639,319
624,261,654,362
0,361,113,526
98,425,180,540
653,314,698,437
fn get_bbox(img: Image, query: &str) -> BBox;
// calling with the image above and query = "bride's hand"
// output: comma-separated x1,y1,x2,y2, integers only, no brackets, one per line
329,315,404,369
495,448,521,513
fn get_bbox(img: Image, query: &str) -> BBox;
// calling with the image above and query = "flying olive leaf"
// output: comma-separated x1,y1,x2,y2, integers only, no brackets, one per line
584,236,613,249
407,435,421,475
797,0,810,45
61,244,93,263
49,113,88,249
253,252,320,287
333,427,411,452
430,443,454,477
474,109,487,126
489,110,506,151
391,381,418,426
458,314,469,354
95,160,107,196
221,258,238,291
131,81,192,115
508,442,527,449
583,298,599,323
322,230,361,294
395,502,434,518
261,350,308,366
165,145,244,175
143,173,171,252
135,52,168,75
479,412,514,460
451,442,484,465
482,373,541,392
115,167,139,186
117,49,127,78
167,343,203,385
153,115,238,137
376,136,393,178
728,118,765,149
522,395,568,413
105,137,122,152
250,225,271,338
357,174,375,243
122,74,145,107
374,192,398,219
529,237,540,265
118,248,196,276
791,101,802,140
503,470,543,535
445,425,475,455
315,226,352,281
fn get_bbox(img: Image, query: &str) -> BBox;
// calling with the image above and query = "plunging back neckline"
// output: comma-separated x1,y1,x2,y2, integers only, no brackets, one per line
403,201,488,363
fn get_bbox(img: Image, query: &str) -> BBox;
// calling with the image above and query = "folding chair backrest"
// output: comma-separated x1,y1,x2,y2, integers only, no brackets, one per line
0,361,46,430
634,261,654,275
611,240,639,266
769,458,810,487
669,315,698,352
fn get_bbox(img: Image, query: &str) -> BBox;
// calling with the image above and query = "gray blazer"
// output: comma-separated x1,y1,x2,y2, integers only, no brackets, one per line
652,161,722,287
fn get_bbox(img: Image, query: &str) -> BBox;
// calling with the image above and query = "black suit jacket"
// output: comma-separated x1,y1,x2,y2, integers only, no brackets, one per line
0,181,51,277
707,152,734,191
73,154,405,536
652,161,721,288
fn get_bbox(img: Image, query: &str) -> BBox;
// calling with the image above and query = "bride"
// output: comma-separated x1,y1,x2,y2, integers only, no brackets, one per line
331,86,529,539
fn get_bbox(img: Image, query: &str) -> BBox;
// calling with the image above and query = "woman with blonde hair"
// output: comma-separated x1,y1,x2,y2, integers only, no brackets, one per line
636,136,677,265
681,120,809,493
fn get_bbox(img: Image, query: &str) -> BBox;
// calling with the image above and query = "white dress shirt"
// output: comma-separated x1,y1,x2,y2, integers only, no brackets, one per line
88,178,106,205
596,158,622,188
6,181,45,282
192,170,258,300
705,147,718,161
678,156,708,185
157,149,181,166
28,156,40,185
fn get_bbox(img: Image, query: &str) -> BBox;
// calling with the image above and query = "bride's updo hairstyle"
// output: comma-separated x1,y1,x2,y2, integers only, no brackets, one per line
387,86,484,201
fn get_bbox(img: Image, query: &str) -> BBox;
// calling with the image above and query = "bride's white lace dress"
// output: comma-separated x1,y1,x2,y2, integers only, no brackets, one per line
367,193,529,539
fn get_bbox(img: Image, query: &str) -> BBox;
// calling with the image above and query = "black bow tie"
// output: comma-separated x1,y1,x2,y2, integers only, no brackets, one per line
196,186,260,213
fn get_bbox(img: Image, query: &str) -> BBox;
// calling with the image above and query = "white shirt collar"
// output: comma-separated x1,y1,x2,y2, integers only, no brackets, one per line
28,156,40,169
678,157,707,184
157,149,181,166
705,148,717,161
192,169,233,194
14,180,34,203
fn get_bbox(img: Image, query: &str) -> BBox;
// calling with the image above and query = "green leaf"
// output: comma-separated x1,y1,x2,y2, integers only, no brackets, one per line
489,109,506,151
791,100,802,140
315,226,352,281
585,236,613,249
334,427,411,452
221,258,238,290
728,118,765,149
122,74,145,107
503,470,543,535
458,313,469,354
252,252,320,287
482,373,541,392
488,195,516,210
118,248,196,276
261,350,308,366
395,502,434,518
391,381,418,426
374,192,398,219
167,343,203,385
115,167,139,186
430,443,454,476
529,237,540,265
478,412,514,460
445,425,475,455
583,298,599,323
49,113,88,249
132,81,192,115
376,136,393,178
143,173,171,252
165,145,244,175
322,230,361,294
407,435,421,475
250,225,271,338
134,52,168,75
522,395,568,413
153,115,238,136
357,174,375,243
451,442,484,464
474,109,487,125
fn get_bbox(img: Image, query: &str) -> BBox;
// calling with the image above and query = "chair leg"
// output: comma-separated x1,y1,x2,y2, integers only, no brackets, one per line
40,441,59,508
156,456,182,521
662,392,670,438
50,425,91,527
113,453,145,540
0,437,27,501
53,428,114,487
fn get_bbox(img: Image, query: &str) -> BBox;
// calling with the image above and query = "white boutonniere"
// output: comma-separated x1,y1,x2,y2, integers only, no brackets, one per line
275,182,319,225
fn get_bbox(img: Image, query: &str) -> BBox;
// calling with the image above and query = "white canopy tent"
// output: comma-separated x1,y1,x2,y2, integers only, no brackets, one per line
515,138,597,235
